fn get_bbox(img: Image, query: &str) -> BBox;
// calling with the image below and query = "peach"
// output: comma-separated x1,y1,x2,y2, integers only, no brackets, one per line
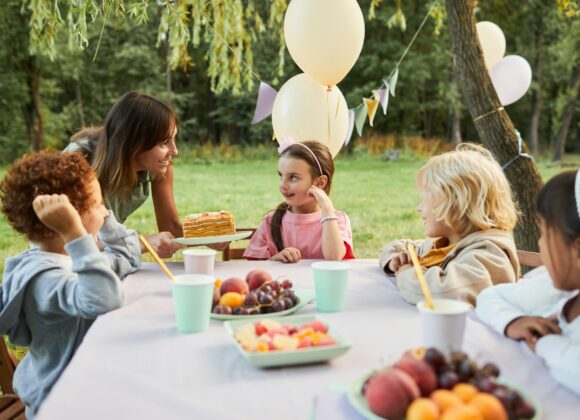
407,398,440,420
452,383,479,403
219,292,244,308
441,405,483,420
394,355,437,397
469,393,508,420
431,389,464,413
365,368,420,420
245,269,272,290
220,277,249,295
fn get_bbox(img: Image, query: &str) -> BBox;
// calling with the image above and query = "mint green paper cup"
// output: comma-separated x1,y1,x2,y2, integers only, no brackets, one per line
311,261,350,312
172,274,214,333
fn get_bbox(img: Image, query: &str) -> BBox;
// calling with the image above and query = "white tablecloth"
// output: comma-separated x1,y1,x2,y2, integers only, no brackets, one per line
37,260,579,419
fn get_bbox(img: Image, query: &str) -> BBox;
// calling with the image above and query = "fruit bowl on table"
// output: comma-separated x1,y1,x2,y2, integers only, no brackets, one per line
211,269,315,320
211,289,314,320
347,348,541,420
224,315,351,368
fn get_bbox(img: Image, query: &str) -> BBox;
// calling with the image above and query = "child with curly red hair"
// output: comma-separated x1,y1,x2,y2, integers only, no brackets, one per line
0,150,141,418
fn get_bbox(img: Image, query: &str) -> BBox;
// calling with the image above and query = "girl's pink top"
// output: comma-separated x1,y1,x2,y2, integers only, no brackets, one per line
243,210,355,260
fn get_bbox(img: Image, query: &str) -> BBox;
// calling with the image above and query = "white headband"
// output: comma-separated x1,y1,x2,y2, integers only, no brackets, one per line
576,169,580,219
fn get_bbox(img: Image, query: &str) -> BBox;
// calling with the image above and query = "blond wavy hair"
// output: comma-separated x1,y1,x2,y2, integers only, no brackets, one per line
417,143,518,237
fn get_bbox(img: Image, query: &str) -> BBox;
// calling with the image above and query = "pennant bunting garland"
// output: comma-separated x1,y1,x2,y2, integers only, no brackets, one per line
354,105,367,137
363,98,380,127
251,82,278,124
373,85,389,115
386,67,399,98
344,109,355,146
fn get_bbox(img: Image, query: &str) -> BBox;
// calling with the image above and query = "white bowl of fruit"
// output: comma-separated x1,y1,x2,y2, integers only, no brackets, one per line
348,348,539,420
211,269,314,320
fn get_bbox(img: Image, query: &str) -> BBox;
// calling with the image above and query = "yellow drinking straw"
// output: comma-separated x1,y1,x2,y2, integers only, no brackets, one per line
139,235,176,281
406,243,435,310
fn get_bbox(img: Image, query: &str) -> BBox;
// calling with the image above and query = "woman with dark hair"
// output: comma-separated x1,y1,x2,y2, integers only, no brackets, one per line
66,91,184,257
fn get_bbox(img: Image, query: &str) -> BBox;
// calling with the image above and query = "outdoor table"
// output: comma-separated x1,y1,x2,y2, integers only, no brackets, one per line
37,260,580,419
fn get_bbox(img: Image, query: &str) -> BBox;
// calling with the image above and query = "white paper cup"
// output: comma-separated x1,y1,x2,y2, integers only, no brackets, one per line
417,299,472,355
183,248,217,275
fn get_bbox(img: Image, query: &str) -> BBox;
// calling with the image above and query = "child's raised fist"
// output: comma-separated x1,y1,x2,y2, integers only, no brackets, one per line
388,251,410,274
33,194,87,243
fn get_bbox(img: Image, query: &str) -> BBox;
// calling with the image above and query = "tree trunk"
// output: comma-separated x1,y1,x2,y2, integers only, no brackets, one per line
23,55,43,151
445,0,543,253
551,65,580,163
528,23,544,156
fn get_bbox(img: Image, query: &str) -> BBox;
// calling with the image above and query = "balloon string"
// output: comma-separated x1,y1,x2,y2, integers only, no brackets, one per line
501,129,534,170
473,107,504,122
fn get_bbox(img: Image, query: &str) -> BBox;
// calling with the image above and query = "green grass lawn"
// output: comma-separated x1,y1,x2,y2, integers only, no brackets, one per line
1,153,576,272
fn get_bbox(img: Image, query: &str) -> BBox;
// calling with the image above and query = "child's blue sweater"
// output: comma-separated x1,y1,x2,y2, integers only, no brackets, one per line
0,214,141,418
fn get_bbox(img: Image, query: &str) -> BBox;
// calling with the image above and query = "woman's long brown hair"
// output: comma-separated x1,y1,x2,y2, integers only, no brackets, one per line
70,91,177,197
271,141,335,252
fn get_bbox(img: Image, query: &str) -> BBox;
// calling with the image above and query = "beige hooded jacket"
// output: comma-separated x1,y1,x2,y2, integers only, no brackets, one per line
379,229,520,306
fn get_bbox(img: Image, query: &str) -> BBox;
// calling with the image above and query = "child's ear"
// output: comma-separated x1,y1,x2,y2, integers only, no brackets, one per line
314,175,328,189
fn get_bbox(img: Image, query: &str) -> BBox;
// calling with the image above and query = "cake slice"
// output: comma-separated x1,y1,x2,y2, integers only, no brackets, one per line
182,211,236,238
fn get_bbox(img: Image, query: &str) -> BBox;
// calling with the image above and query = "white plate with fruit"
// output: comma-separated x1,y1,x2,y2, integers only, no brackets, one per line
174,230,252,246
347,348,540,420
211,269,315,320
224,315,351,368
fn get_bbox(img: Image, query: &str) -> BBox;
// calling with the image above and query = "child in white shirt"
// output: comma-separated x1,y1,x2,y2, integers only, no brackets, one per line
476,170,580,395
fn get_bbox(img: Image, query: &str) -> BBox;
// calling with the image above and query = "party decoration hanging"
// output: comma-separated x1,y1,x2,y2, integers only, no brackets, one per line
490,55,532,106
272,73,349,158
251,82,278,124
476,21,506,70
284,0,365,86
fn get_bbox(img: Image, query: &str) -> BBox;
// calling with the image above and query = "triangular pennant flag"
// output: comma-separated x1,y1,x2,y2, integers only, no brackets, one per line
251,82,277,124
344,109,355,146
373,85,389,115
385,67,399,97
363,98,380,127
354,104,366,137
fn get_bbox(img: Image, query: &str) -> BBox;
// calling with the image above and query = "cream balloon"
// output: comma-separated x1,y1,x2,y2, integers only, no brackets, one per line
272,74,349,158
284,0,365,86
490,55,532,106
476,21,506,70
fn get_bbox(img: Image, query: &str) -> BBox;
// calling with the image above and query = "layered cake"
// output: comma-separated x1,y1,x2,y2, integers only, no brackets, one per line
182,211,236,238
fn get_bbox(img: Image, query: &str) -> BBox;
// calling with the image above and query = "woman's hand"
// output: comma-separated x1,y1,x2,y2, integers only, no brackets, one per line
271,247,301,263
388,252,410,274
143,232,185,258
33,195,87,243
307,186,334,215
505,316,561,351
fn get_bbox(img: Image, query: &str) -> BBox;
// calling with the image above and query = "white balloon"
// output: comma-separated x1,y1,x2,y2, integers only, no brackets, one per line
490,55,532,106
272,74,349,158
476,21,506,70
284,0,365,86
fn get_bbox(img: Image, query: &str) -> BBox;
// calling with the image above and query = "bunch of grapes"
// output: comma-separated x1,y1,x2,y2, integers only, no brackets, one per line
213,279,298,315
424,348,536,419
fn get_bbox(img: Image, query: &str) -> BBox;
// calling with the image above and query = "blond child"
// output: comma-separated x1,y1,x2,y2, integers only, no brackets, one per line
0,151,141,418
379,144,519,305
476,171,580,395
244,140,354,263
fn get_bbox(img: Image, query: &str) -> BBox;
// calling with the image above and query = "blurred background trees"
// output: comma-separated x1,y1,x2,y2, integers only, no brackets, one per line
0,0,577,163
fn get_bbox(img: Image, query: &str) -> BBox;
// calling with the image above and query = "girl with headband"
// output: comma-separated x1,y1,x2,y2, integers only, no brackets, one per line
477,170,580,395
244,140,355,262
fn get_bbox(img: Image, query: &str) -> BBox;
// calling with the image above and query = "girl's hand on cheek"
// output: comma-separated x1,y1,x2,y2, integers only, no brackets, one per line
307,186,334,213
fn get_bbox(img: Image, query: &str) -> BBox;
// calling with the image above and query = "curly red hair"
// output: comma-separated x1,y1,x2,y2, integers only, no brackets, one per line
0,150,96,242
